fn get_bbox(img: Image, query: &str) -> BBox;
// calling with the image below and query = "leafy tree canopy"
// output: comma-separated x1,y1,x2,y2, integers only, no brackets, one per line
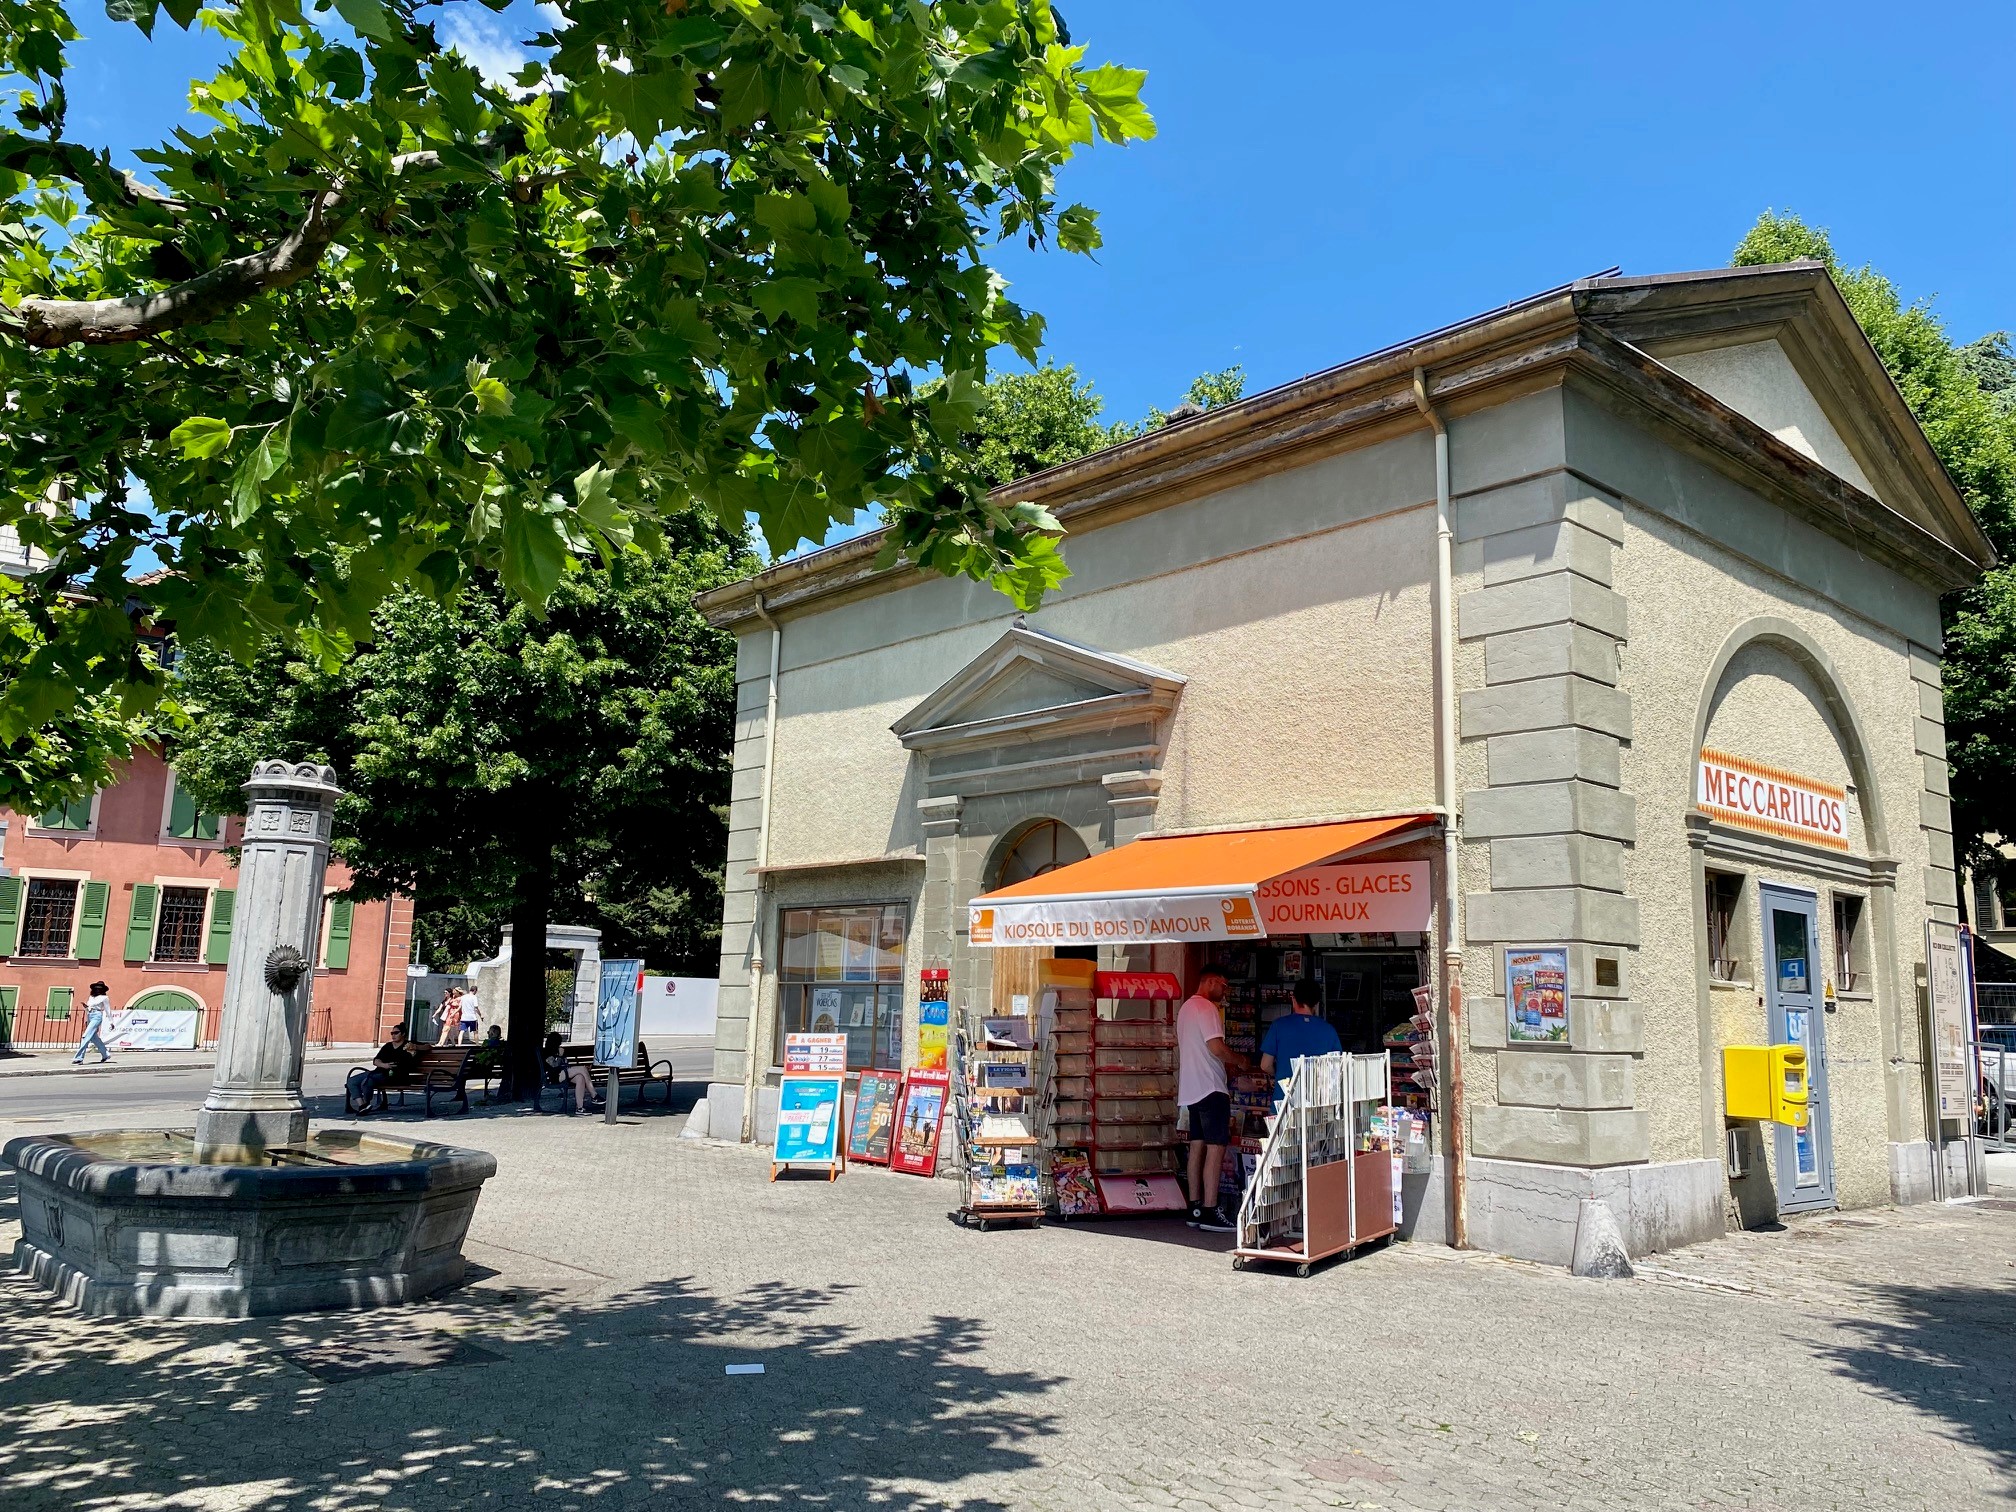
171,520,753,978
961,360,1243,488
0,0,1152,810
1734,212,2016,887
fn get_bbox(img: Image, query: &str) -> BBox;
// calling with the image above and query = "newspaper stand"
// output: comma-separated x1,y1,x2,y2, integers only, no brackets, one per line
955,1001,1048,1231
1232,1051,1397,1274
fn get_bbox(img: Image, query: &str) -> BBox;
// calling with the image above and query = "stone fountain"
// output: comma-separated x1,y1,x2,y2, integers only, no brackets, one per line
4,761,495,1318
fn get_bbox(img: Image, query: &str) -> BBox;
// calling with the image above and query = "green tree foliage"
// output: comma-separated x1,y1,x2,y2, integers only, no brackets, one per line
962,361,1245,488
172,521,752,1084
0,0,1153,811
1734,213,2016,891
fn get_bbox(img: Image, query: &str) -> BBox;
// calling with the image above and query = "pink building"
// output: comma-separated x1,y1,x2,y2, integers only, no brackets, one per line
0,747,409,1051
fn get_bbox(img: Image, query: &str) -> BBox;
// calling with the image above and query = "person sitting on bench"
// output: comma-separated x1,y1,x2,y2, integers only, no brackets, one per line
348,1026,419,1111
544,1031,598,1116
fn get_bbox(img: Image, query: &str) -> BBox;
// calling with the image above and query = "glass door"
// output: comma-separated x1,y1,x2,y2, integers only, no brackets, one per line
1761,884,1835,1212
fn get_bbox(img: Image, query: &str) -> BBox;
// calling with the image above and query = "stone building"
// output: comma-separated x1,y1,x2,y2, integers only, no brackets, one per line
694,263,1992,1262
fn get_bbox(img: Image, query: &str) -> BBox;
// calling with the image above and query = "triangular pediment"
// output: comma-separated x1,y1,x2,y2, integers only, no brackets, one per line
893,625,1185,751
1580,265,1995,571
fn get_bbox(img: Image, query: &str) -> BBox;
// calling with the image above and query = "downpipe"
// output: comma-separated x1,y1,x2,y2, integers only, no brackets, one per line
1414,367,1469,1249
740,592,784,1144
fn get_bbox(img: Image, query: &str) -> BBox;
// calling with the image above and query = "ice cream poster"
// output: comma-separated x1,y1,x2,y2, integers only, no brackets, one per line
1504,947,1570,1043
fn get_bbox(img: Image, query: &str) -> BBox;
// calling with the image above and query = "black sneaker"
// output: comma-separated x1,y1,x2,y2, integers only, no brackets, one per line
1185,1203,1205,1229
1197,1207,1236,1233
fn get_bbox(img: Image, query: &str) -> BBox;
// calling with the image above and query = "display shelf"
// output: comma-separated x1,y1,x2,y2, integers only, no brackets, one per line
1232,1051,1398,1276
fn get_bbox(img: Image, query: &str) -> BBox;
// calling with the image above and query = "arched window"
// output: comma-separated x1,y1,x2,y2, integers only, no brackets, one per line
995,820,1090,887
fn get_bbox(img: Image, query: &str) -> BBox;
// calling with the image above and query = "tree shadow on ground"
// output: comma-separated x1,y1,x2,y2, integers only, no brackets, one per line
0,1269,1063,1510
1817,1282,2016,1478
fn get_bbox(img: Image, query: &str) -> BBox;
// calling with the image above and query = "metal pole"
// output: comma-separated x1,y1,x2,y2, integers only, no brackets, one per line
603,1067,619,1124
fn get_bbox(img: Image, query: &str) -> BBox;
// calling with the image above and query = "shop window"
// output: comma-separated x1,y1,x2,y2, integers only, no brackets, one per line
1832,894,1868,993
20,878,80,957
162,773,224,843
776,903,908,1071
34,794,93,833
153,885,210,963
1706,871,1745,982
995,820,1089,887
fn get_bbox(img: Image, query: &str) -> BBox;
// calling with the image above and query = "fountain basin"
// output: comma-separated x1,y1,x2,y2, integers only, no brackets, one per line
4,1129,497,1318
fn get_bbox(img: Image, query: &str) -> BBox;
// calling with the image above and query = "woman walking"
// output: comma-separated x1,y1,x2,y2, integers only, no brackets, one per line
71,981,113,1066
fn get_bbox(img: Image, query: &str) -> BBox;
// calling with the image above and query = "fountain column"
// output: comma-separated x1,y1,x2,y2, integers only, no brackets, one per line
192,760,343,1162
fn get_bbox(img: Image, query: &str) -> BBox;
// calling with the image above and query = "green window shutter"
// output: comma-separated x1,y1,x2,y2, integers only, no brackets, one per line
46,985,71,1020
196,810,221,842
206,888,235,965
167,780,197,839
38,796,91,830
124,883,159,963
324,897,354,969
0,984,14,1049
74,881,109,961
0,876,21,956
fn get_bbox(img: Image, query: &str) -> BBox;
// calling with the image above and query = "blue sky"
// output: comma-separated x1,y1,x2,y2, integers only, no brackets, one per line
58,0,2016,541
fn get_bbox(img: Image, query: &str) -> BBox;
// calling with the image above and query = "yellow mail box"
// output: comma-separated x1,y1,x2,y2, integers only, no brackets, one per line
1723,1044,1809,1127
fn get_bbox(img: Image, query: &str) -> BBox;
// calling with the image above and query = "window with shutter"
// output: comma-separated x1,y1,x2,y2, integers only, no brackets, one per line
0,876,21,956
46,985,72,1020
20,879,80,957
35,795,92,831
205,888,235,965
324,897,354,969
0,985,16,1048
124,884,160,963
74,880,109,961
164,775,224,842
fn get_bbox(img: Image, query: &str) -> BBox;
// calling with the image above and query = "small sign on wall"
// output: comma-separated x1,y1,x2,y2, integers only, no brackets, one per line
1505,947,1570,1043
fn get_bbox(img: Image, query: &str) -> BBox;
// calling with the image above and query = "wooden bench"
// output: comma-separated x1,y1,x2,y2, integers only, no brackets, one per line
345,1045,475,1119
554,1040,676,1109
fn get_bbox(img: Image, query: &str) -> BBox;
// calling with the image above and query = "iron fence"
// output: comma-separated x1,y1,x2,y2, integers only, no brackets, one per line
0,997,334,1053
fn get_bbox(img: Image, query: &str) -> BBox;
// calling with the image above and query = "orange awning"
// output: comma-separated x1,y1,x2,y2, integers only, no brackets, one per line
969,815,1436,947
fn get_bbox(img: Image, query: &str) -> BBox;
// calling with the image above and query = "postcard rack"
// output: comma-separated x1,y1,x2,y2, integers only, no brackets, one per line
954,992,1051,1232
1232,1051,1397,1275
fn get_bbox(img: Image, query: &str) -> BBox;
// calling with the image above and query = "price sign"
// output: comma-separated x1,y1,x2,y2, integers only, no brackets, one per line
783,1032,848,1074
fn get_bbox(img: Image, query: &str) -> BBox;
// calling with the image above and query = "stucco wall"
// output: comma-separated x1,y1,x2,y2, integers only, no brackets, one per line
1657,339,1878,499
1602,451,1941,1201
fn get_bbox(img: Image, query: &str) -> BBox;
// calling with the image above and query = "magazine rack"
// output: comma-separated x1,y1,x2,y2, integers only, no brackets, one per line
1232,1051,1396,1274
954,984,1053,1231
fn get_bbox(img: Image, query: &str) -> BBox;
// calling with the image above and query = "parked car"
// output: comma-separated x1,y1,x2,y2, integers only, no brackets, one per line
1979,1024,2016,1133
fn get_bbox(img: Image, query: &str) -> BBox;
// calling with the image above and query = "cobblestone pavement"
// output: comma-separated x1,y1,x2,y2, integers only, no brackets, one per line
1,1092,2011,1510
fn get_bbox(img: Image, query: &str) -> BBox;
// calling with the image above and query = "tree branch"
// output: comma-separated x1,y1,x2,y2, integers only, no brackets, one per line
0,151,574,349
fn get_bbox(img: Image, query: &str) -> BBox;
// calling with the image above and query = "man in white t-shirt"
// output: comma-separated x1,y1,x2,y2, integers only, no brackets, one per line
1175,969,1251,1232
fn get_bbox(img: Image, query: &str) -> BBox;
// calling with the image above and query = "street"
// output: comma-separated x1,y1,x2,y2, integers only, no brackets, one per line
2,1076,2013,1511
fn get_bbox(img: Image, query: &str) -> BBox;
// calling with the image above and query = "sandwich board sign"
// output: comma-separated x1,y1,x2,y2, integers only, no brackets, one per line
771,1074,846,1181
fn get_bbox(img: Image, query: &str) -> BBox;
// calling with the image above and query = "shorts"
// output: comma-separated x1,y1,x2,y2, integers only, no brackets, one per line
1186,1091,1231,1148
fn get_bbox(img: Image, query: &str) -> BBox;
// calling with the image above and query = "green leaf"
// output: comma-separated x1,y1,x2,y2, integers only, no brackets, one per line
574,463,618,527
1056,204,1101,255
104,0,160,34
328,0,394,43
753,277,821,326
1080,64,1155,142
471,376,513,416
228,418,291,524
498,501,569,605
170,415,233,460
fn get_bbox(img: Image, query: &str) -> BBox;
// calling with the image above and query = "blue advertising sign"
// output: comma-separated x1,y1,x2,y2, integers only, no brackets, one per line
772,1074,846,1176
595,959,644,1069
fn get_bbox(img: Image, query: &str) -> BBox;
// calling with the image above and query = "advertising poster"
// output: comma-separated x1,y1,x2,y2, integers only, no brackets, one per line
106,1008,200,1051
1505,947,1569,1043
842,916,876,982
1927,920,1972,1121
594,959,645,1069
772,1074,845,1174
846,1070,903,1165
915,968,950,1073
810,987,843,1033
889,1073,947,1177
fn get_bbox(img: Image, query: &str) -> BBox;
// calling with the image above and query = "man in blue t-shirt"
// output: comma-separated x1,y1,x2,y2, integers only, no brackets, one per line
1259,979,1343,1107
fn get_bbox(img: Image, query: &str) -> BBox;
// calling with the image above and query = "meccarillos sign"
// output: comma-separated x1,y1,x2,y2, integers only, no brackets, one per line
1696,748,1848,851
